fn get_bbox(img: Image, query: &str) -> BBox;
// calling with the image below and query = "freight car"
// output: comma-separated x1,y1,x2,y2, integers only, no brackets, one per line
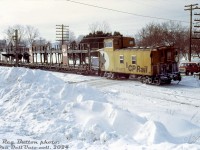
99,37,181,85
0,35,182,85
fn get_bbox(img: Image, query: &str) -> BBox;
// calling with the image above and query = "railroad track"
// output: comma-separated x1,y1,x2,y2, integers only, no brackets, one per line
73,78,200,108
85,79,130,88
1,64,199,109
115,85,200,108
53,72,200,108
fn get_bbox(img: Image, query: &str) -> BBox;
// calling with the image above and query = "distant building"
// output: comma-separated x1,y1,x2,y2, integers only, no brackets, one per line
79,37,104,50
79,35,135,50
0,39,30,63
0,40,6,50
0,40,7,61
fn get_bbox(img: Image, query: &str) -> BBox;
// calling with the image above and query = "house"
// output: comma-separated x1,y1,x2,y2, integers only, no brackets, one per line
0,40,7,61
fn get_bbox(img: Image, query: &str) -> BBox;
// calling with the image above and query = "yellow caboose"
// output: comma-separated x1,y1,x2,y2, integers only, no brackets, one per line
99,37,181,85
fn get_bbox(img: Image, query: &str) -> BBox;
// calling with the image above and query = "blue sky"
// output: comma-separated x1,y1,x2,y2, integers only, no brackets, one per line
0,0,199,42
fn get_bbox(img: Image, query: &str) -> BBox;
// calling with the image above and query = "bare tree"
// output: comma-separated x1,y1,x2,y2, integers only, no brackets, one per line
136,21,189,58
69,31,76,43
89,21,111,34
4,25,27,45
136,22,164,46
4,26,15,44
137,21,188,46
89,22,99,34
14,24,26,43
26,25,40,46
98,21,111,33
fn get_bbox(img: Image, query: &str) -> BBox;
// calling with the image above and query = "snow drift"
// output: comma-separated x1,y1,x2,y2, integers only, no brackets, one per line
0,67,200,149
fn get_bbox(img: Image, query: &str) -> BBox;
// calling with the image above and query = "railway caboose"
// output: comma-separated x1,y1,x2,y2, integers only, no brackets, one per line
99,37,181,85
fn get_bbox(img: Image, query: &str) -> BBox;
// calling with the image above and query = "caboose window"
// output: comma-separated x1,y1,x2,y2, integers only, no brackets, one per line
167,51,171,60
132,55,136,64
129,40,134,45
120,55,124,64
104,41,113,48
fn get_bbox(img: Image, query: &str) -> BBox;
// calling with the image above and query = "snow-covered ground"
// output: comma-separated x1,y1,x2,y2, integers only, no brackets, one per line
0,66,200,150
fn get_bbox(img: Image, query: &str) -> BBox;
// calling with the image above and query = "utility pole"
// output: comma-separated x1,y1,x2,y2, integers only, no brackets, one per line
56,24,69,45
184,3,198,62
13,30,19,65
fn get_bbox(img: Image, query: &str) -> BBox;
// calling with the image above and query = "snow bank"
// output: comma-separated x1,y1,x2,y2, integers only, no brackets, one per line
0,67,200,149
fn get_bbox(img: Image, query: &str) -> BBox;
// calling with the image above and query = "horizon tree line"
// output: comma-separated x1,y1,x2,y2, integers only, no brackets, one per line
1,21,200,59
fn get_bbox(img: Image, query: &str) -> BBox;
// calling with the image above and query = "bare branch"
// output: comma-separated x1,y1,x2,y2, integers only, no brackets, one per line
26,25,40,46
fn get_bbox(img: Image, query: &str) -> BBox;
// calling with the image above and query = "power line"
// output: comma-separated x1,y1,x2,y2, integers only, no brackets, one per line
66,0,189,23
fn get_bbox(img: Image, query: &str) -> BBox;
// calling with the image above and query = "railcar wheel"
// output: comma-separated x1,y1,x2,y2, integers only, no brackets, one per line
100,71,105,77
166,80,171,84
147,77,153,84
123,74,130,79
156,78,161,85
110,73,117,79
141,77,147,84
104,72,108,78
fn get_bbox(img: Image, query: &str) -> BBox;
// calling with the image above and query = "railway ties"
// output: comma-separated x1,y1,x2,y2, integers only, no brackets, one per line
68,78,127,88
113,84,200,108
77,78,200,108
1,61,199,108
